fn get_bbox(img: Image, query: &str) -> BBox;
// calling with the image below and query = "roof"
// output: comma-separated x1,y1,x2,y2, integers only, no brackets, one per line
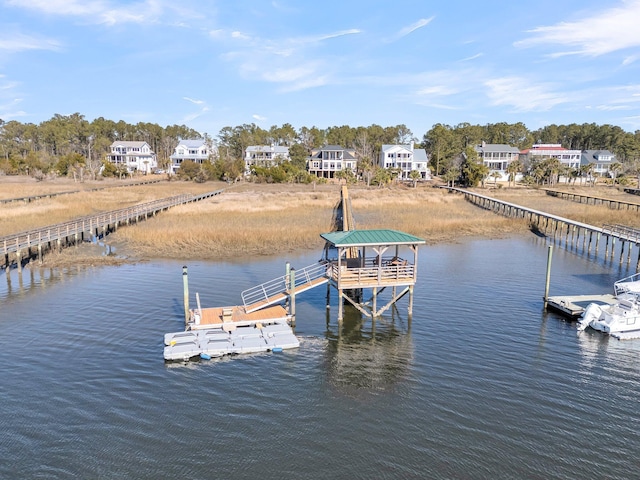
475,144,520,153
320,229,425,247
413,148,428,162
177,139,206,148
111,141,149,148
381,144,412,154
246,145,290,154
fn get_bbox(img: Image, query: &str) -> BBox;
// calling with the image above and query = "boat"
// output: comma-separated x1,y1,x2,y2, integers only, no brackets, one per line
577,273,640,336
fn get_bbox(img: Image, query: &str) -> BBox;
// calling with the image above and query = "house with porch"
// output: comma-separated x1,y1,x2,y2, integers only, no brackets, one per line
106,141,157,174
520,144,582,169
307,145,358,179
581,150,617,177
170,139,212,174
379,143,431,180
244,145,290,174
474,142,521,182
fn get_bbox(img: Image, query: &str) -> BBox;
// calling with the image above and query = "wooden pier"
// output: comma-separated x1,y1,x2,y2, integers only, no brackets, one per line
543,188,640,211
1,189,224,270
0,178,165,205
446,187,640,270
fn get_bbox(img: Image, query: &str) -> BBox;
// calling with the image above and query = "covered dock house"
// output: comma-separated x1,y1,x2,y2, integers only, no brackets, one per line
320,229,425,320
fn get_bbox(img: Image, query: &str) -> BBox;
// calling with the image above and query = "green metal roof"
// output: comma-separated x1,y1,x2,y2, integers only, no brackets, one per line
320,229,425,247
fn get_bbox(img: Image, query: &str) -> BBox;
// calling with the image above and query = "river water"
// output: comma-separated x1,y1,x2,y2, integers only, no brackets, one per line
1,235,639,479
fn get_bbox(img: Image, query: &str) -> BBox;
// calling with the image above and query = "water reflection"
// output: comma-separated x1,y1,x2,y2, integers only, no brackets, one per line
322,304,413,394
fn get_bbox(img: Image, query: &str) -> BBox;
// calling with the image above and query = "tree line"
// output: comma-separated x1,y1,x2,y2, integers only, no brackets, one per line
2,113,640,184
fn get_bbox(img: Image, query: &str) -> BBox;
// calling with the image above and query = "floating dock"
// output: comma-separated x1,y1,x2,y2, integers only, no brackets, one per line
164,320,299,361
546,294,617,317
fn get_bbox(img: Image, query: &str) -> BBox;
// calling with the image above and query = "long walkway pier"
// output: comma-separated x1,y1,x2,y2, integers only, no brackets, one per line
543,188,640,211
446,187,640,270
0,178,165,205
1,189,224,270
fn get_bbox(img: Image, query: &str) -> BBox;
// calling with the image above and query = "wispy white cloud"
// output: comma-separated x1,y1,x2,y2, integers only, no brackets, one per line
484,76,568,111
397,17,434,39
0,32,61,52
516,0,640,56
183,106,209,122
183,97,204,105
216,27,361,92
5,0,167,25
459,53,483,62
252,114,266,121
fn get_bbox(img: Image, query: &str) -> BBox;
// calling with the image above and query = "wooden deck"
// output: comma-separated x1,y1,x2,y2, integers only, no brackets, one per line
329,264,416,289
190,304,289,330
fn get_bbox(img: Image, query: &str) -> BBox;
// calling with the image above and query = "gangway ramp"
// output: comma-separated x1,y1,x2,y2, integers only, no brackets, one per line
242,262,329,313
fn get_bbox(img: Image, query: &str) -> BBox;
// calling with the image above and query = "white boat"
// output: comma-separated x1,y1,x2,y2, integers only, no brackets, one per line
577,273,640,335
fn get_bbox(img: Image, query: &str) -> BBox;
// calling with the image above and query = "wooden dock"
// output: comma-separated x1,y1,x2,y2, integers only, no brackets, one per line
543,188,640,211
445,187,640,269
190,304,289,329
1,189,224,270
546,294,617,317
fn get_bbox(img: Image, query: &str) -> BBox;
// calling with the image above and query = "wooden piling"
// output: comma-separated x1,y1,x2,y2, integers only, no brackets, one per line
544,245,553,309
290,268,296,325
182,266,189,325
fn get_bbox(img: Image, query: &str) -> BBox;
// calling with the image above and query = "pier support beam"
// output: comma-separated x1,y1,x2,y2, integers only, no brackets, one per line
182,266,189,325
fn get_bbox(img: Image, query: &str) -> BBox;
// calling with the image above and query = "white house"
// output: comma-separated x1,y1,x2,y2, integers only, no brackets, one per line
307,145,358,179
170,139,212,174
380,143,431,180
107,141,157,174
244,145,290,174
581,150,617,177
520,144,582,169
474,142,521,181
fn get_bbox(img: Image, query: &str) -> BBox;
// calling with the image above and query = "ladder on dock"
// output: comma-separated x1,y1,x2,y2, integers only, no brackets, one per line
241,262,329,313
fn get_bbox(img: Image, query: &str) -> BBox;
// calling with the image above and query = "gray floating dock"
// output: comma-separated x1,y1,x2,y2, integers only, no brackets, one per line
546,294,617,317
164,322,299,361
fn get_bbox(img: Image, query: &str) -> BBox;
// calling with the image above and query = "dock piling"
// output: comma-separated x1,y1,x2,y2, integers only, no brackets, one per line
183,266,189,325
544,245,553,309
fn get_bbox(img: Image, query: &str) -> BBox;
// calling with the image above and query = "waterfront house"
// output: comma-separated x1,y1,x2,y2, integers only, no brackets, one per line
474,142,521,181
244,145,290,175
170,139,212,174
520,144,582,169
380,143,431,180
106,141,157,174
581,150,616,177
307,145,358,179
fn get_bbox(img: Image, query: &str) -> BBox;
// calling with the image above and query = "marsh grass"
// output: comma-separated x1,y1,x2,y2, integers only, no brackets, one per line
0,178,225,236
5,176,636,263
114,186,531,260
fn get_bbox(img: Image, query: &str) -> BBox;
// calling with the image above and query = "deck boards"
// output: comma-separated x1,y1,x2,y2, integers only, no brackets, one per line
192,304,289,328
547,294,617,317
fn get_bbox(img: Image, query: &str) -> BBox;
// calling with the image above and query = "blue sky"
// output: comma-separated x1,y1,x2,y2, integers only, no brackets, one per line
1,0,640,140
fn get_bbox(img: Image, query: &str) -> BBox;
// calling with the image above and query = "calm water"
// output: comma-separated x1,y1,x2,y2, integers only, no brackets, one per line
1,236,639,479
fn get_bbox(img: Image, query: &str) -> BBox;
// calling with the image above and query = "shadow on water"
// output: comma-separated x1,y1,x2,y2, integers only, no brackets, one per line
321,303,414,395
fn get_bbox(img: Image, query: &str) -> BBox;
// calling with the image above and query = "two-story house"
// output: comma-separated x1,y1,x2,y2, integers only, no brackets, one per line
170,139,212,174
307,145,358,179
474,142,521,181
244,145,290,175
520,144,582,169
581,150,616,177
106,141,157,174
380,143,431,180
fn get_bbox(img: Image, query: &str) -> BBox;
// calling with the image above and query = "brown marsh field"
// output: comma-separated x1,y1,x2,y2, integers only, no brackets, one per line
1,176,638,266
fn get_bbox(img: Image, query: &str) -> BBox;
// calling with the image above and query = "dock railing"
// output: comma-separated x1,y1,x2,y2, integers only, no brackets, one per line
1,189,224,266
241,261,329,310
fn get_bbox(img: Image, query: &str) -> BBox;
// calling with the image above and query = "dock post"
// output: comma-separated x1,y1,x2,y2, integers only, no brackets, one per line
182,266,189,325
326,282,331,309
290,268,296,325
408,285,414,317
544,245,553,309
